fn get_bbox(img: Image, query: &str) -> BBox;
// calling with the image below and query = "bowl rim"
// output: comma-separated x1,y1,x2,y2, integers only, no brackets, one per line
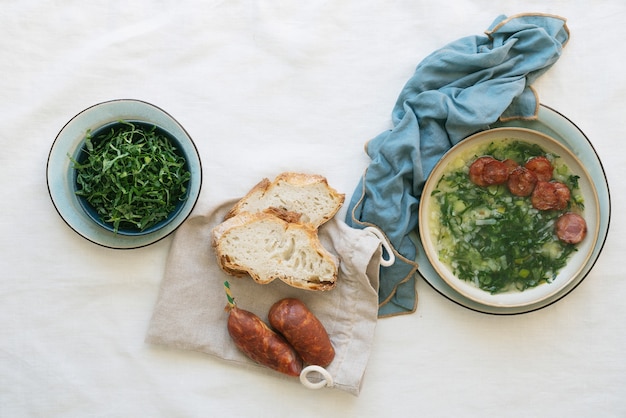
418,127,600,308
47,99,203,249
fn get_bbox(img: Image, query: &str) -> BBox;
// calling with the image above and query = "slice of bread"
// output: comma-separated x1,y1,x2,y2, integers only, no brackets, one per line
212,211,338,291
224,172,345,228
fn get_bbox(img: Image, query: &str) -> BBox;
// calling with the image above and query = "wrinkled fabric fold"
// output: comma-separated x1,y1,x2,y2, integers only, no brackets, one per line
146,205,383,396
346,13,570,317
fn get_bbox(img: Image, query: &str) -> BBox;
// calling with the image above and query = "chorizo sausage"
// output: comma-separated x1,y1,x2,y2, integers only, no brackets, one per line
502,158,520,174
555,212,587,244
553,182,571,209
469,156,510,186
507,166,538,197
482,159,510,185
531,181,570,211
525,156,553,182
227,305,303,376
268,298,335,367
469,156,495,187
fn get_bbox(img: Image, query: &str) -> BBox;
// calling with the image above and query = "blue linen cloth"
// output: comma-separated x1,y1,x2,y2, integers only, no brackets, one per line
346,14,570,317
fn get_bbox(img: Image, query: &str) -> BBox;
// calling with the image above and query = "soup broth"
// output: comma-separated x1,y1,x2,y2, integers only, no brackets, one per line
428,140,585,294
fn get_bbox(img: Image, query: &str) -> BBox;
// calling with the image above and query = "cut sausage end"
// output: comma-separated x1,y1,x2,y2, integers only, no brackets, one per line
555,212,587,244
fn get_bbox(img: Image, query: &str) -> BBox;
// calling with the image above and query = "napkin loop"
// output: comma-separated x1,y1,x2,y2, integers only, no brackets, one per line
364,226,395,267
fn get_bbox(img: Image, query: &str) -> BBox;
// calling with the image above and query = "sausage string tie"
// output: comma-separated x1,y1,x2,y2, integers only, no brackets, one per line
224,281,235,309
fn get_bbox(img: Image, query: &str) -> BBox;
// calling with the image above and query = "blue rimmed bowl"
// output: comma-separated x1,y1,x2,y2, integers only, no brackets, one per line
47,99,202,249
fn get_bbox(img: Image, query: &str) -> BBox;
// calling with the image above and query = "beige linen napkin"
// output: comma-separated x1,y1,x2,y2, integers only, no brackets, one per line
145,201,387,396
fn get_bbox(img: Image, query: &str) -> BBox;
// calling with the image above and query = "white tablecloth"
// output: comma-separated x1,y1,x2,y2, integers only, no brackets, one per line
2,1,624,417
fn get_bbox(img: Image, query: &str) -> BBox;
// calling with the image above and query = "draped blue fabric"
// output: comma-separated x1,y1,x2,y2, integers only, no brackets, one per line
346,14,570,316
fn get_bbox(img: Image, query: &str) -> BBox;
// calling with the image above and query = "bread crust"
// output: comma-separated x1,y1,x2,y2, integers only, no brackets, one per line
212,211,338,291
224,172,344,228
224,178,271,221
213,172,343,291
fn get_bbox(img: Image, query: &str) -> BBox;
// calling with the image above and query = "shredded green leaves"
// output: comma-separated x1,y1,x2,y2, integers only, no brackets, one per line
430,140,583,294
70,121,191,233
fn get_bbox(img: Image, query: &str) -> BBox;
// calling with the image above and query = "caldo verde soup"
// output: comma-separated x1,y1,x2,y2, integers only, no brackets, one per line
428,140,586,294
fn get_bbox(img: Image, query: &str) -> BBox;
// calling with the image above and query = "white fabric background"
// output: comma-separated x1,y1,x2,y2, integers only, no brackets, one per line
1,1,624,417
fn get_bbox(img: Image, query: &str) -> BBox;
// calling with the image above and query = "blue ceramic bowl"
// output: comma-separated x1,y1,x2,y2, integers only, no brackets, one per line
73,120,191,236
47,99,202,249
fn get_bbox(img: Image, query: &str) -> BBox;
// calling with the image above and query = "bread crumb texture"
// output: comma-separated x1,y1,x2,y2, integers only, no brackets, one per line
212,173,343,291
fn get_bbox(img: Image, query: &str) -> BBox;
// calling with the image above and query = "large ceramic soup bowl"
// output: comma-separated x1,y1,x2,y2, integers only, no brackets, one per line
418,127,599,308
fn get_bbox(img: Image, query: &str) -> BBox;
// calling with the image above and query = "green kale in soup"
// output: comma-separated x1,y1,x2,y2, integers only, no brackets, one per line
430,140,583,294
